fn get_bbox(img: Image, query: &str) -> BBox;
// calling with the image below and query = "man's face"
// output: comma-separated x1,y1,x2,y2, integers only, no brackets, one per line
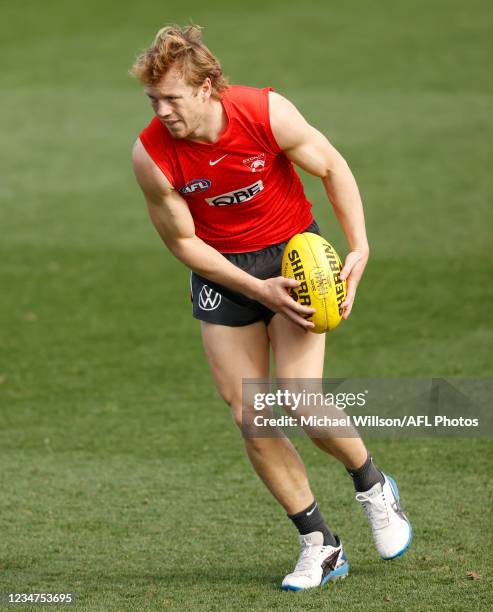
144,68,209,139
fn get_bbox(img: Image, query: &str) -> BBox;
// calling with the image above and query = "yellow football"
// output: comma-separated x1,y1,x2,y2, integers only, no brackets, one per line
281,232,347,333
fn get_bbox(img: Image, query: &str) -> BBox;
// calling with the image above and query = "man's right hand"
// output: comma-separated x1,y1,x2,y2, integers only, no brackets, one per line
255,277,316,330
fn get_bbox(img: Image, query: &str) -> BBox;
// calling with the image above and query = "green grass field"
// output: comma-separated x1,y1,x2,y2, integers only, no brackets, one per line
1,0,492,609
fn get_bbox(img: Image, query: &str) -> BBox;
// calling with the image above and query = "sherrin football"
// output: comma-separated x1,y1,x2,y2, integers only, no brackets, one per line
281,232,347,333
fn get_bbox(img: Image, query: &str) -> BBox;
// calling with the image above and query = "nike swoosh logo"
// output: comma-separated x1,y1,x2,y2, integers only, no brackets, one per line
209,154,228,166
306,503,317,516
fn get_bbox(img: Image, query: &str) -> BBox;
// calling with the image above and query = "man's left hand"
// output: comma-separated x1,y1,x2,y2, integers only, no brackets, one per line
339,249,369,319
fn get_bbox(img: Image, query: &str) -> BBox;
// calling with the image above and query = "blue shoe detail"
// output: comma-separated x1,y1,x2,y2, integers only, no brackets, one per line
282,561,349,591
387,475,400,502
321,561,350,584
382,525,413,560
382,474,412,560
282,585,303,591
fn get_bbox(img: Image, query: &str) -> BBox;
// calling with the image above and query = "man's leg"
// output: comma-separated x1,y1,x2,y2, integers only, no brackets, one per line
200,320,313,514
267,313,370,470
201,319,348,590
268,314,412,561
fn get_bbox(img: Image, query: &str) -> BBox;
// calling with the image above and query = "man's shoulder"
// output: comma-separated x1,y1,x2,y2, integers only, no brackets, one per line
224,83,270,93
139,115,166,138
138,115,175,151
222,84,273,104
222,85,275,128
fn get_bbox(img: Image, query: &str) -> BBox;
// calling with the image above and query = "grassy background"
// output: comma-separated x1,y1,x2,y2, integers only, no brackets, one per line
0,0,492,609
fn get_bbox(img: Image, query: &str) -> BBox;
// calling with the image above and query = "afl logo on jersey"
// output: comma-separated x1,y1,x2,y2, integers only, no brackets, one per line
180,178,211,194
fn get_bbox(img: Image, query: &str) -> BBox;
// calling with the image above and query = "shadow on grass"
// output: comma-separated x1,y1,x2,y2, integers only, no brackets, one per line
82,559,391,592
73,562,291,591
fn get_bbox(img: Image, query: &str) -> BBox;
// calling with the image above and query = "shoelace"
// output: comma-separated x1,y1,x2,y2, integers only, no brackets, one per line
355,490,390,530
292,543,334,577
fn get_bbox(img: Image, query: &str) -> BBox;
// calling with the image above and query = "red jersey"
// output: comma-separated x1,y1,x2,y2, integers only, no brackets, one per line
139,85,313,253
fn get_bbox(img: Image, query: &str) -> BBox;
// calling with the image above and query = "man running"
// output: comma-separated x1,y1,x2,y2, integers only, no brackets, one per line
131,25,411,591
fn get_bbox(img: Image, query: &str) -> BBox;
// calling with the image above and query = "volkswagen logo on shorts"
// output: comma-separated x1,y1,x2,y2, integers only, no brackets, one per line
198,285,222,310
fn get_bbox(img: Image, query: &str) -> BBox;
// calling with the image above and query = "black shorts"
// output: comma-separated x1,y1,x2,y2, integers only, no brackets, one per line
191,220,321,327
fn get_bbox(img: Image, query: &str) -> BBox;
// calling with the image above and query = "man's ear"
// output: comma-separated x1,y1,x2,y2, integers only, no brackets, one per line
201,77,212,100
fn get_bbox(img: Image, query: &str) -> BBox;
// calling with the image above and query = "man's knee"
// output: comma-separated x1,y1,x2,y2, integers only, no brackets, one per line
213,386,243,429
230,399,244,429
228,396,257,431
213,384,265,432
212,380,235,407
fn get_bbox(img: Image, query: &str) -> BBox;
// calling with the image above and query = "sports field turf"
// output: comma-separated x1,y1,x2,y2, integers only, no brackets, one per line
1,0,492,610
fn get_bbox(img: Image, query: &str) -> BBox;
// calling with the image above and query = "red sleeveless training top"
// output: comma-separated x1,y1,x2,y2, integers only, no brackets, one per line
139,85,313,253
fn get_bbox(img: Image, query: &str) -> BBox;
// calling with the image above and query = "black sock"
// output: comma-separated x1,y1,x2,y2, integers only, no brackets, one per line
347,453,385,492
288,500,338,547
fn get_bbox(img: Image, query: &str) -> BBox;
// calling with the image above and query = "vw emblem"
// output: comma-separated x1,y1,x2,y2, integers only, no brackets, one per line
198,285,222,311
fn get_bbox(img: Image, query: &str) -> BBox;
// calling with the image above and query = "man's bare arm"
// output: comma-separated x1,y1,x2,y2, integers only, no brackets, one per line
132,139,315,328
269,91,369,319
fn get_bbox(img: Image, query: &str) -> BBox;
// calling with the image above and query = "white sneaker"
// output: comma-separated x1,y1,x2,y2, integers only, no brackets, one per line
355,473,412,560
281,531,349,591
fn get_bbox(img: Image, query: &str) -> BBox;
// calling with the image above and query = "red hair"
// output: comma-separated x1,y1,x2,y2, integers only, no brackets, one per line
130,25,229,98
